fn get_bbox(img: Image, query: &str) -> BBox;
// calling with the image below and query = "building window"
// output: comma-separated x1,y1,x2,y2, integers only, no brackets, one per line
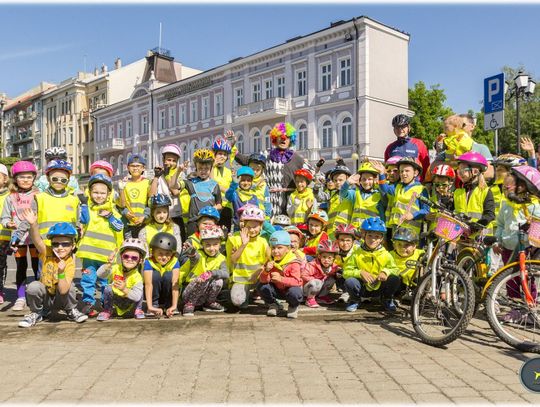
118,123,123,138
253,131,261,153
264,80,273,99
321,120,332,148
180,104,186,125
190,101,198,122
68,127,73,144
298,124,308,150
320,63,332,92
264,129,271,151
101,128,105,141
339,58,351,87
169,106,176,128
252,83,261,102
109,124,114,139
237,134,244,154
277,76,285,98
202,96,209,120
126,119,132,138
341,117,352,145
296,70,306,97
215,93,223,116
235,88,244,107
159,110,166,130
141,115,148,134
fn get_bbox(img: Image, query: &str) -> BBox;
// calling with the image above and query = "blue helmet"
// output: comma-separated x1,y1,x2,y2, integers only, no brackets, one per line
269,230,291,247
197,206,220,222
149,193,172,208
361,217,387,233
237,166,255,178
46,160,73,176
88,174,112,191
212,137,232,153
128,154,146,166
248,153,266,167
47,222,78,240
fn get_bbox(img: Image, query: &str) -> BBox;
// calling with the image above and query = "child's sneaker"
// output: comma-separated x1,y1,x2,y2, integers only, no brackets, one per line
346,302,359,312
267,303,279,317
287,305,299,319
82,302,98,318
183,302,195,317
203,302,225,312
18,312,43,328
383,299,397,313
12,297,26,311
305,297,319,308
0,292,4,304
97,310,111,321
317,295,334,305
67,308,88,323
134,308,145,319
338,292,350,303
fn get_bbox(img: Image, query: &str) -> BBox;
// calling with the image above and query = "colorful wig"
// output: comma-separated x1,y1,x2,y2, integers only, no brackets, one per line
270,122,297,146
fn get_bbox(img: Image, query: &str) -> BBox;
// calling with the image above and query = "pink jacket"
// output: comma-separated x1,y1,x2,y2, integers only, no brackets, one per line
260,261,303,291
301,258,339,283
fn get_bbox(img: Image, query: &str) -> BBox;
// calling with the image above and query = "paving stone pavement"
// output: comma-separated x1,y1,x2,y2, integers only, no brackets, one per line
1,260,539,403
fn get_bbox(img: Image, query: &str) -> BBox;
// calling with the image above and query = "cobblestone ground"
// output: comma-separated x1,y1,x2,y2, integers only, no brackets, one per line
0,260,538,403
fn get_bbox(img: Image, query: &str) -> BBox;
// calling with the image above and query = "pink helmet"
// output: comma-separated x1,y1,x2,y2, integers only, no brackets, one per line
200,225,224,241
11,160,37,177
385,156,402,166
511,165,540,197
457,152,488,171
317,239,339,254
90,160,114,177
161,144,181,157
239,204,265,222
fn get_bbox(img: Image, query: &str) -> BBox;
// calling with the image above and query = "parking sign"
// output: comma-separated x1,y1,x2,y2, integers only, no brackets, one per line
484,73,505,130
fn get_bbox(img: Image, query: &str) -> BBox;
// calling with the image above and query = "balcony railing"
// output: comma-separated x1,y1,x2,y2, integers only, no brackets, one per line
96,138,125,152
233,97,288,121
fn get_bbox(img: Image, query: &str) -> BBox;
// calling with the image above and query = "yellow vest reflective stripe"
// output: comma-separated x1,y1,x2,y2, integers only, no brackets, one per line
110,264,143,315
289,189,315,225
390,248,424,287
144,223,174,249
77,205,123,262
351,189,381,228
330,192,353,233
181,252,226,283
228,235,268,284
389,183,424,233
36,192,79,242
124,179,150,220
0,191,11,242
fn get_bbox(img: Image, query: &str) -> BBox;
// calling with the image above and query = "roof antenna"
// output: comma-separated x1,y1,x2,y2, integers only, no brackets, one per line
159,22,162,53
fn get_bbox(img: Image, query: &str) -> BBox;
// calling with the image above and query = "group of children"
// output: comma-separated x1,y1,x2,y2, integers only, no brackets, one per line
3,117,540,328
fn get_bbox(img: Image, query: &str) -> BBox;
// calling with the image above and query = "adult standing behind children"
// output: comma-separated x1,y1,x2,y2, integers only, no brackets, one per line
35,147,80,194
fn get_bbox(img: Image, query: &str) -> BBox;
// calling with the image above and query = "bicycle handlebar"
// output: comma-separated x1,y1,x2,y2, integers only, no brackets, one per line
417,195,472,224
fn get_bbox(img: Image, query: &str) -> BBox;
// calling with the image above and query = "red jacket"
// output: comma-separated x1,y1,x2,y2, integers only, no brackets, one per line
301,258,339,283
260,255,303,291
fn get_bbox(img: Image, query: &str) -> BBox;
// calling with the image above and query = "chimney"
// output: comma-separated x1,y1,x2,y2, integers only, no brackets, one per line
101,64,108,73
115,58,122,69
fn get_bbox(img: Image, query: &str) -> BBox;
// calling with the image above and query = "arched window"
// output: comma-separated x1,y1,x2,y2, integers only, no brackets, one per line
237,134,245,154
118,155,124,176
252,130,261,154
264,129,271,151
126,152,132,165
341,116,352,146
202,137,212,149
297,124,308,150
180,143,188,163
110,156,116,174
322,120,332,148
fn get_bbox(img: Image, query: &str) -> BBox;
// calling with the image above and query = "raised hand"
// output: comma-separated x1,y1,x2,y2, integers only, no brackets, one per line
21,208,37,225
370,160,386,175
240,227,250,245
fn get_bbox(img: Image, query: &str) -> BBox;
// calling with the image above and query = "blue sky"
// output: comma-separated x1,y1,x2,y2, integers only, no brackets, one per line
1,4,539,114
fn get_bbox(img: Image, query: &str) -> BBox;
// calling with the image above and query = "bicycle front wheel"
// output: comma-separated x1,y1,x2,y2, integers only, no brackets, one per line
485,264,540,353
411,263,475,347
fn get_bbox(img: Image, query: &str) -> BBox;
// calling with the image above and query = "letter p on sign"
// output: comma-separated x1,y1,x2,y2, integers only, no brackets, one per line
488,79,499,103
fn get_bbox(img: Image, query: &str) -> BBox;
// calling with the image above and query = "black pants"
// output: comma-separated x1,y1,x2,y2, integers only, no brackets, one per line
219,207,232,235
345,275,401,300
124,224,145,239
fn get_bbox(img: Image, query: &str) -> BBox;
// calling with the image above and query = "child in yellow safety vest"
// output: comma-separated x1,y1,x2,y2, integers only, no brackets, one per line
118,154,151,239
333,224,360,304
96,238,147,321
425,164,455,231
0,164,10,304
212,137,234,232
85,160,117,205
303,210,329,260
180,225,228,316
326,164,353,238
248,153,272,215
343,217,400,313
142,232,180,318
226,204,270,308
389,228,424,298
139,194,182,254
77,174,124,318
340,162,385,229
287,168,316,225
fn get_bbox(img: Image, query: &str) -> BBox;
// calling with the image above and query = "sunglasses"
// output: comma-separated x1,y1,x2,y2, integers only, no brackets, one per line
51,241,73,248
50,176,69,184
121,253,140,262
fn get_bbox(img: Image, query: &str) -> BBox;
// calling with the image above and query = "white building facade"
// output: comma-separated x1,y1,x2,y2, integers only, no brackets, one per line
95,16,411,175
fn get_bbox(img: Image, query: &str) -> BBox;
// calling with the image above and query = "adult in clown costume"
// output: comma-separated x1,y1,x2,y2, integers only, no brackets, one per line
232,122,308,217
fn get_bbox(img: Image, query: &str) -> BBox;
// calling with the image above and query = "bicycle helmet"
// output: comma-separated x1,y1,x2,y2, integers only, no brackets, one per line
200,225,224,241
392,114,411,128
237,166,255,178
329,165,352,180
357,162,379,176
494,153,527,168
90,160,114,177
197,206,220,222
45,147,67,161
385,156,403,167
432,164,455,179
150,232,177,252
294,168,313,181
307,210,328,225
284,225,304,239
273,215,291,226
193,148,215,164
317,239,339,254
335,224,357,238
11,160,37,176
45,160,73,176
46,222,78,240
392,227,419,243
149,193,172,208
270,122,297,146
128,154,146,166
248,153,266,167
212,137,232,153
269,230,291,247
456,151,488,172
88,174,113,191
361,217,387,233
161,144,181,158
120,238,148,258
396,157,423,172
511,165,540,197
239,204,265,222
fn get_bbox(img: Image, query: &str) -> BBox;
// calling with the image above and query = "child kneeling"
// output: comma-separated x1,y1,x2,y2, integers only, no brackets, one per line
259,231,303,319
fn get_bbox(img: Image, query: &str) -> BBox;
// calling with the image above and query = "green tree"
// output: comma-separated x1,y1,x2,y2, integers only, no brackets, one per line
408,81,454,148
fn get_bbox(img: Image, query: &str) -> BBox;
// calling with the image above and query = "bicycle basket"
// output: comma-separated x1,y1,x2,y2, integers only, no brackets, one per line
528,216,540,248
434,213,468,241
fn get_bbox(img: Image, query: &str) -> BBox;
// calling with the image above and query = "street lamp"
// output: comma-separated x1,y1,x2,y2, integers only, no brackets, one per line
506,71,536,154
0,93,7,158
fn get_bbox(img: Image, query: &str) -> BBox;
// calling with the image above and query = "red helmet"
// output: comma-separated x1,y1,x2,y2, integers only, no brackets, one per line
294,168,313,181
432,164,455,179
334,224,356,238
317,239,339,254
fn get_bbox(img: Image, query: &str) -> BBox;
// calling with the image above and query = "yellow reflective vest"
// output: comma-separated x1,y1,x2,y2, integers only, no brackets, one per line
343,245,399,291
0,190,11,242
212,165,233,205
388,183,425,234
179,251,227,284
143,222,175,249
390,248,424,287
77,204,123,262
351,189,382,228
289,188,315,225
123,179,150,225
328,191,353,236
145,257,179,277
226,234,268,284
454,186,491,235
36,192,79,243
109,264,143,316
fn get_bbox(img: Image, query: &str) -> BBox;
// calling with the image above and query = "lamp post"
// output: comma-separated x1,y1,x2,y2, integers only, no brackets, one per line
506,71,536,154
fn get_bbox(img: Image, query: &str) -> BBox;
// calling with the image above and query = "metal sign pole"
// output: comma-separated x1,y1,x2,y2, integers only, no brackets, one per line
494,129,498,157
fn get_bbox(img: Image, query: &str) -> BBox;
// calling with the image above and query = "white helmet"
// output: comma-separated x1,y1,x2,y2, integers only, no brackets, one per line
272,214,291,226
239,204,265,222
161,144,181,158
45,147,67,161
200,225,224,241
120,238,147,258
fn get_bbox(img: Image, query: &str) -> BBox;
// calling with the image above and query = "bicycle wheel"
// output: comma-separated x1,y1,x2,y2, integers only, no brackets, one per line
485,264,540,353
457,251,483,315
411,263,475,347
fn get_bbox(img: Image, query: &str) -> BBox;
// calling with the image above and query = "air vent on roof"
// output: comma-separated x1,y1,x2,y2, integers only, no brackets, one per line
229,57,243,63
286,36,302,43
330,20,345,27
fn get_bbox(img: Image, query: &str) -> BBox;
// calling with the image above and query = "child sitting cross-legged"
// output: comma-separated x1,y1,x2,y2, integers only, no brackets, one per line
301,240,340,308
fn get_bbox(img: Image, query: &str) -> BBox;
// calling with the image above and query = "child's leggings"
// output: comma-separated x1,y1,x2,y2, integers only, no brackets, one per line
15,245,39,299
0,243,8,293
183,278,223,307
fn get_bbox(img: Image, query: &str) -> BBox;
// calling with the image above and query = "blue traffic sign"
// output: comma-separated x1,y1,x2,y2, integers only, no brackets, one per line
484,73,505,114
